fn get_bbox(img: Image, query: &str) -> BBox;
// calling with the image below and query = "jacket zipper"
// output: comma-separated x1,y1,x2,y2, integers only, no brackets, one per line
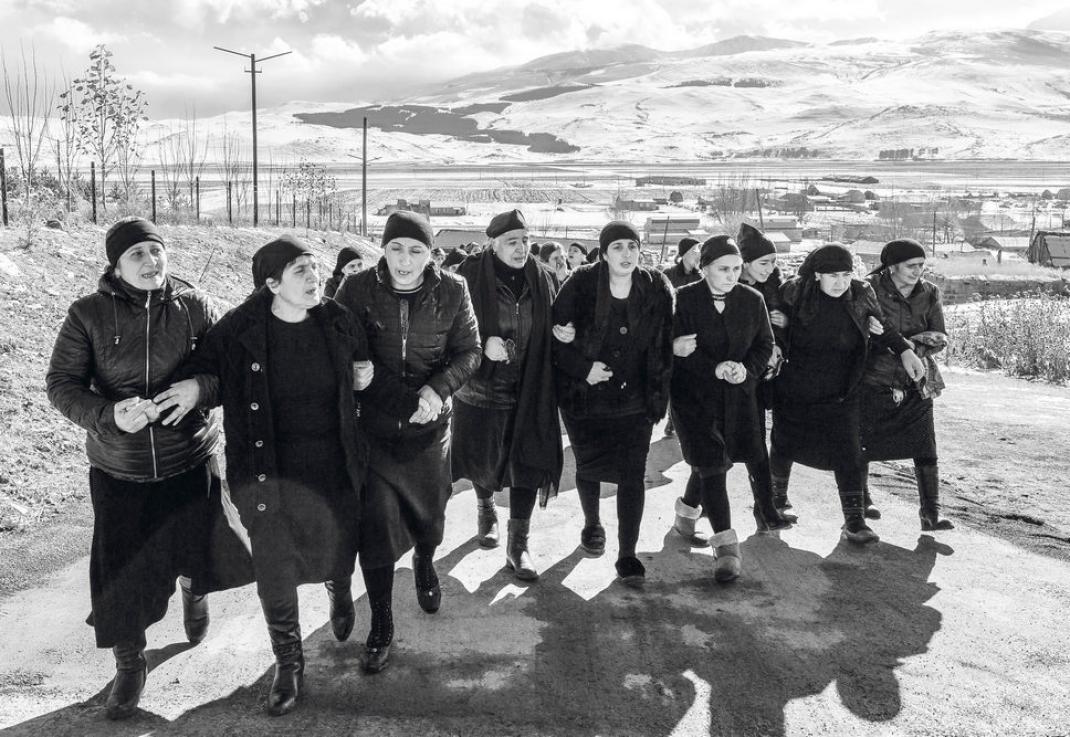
145,292,159,478
399,298,409,431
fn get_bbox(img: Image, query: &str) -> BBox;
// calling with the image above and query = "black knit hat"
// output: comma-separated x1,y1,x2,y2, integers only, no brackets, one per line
801,244,854,276
677,237,699,261
332,246,362,277
105,216,164,267
486,209,527,239
870,238,927,274
737,222,777,263
569,241,588,254
252,235,313,289
698,235,741,268
599,221,641,252
382,210,434,248
442,249,467,269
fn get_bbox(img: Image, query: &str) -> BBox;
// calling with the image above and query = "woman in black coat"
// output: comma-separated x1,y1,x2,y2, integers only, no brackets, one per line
770,244,924,544
553,221,674,586
334,211,481,674
323,246,364,299
671,236,776,582
453,209,563,580
861,239,953,530
46,217,224,720
182,236,372,716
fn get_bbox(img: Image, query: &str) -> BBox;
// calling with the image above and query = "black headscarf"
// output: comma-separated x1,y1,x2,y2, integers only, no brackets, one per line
737,222,777,263
870,238,927,274
106,217,164,266
252,235,313,289
698,235,741,268
332,246,362,278
599,221,640,252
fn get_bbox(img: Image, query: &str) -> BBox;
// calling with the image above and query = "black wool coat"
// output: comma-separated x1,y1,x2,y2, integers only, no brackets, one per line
552,262,675,423
671,281,774,467
181,289,370,527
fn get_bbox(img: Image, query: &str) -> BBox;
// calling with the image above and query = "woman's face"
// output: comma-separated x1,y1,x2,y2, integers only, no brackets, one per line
268,254,321,310
567,245,587,268
702,254,743,294
547,249,569,277
681,247,702,271
889,257,926,288
116,241,167,291
604,239,640,278
816,271,852,298
341,258,364,276
493,229,530,269
384,237,431,290
744,254,777,283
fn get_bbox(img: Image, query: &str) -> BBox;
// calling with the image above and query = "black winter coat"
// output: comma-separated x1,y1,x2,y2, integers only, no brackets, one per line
180,289,370,525
776,277,911,403
671,281,774,465
663,262,702,291
865,272,945,389
552,262,674,423
334,258,482,443
47,271,220,481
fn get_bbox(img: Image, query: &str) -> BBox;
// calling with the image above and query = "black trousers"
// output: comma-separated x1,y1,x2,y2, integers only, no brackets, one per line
88,462,214,648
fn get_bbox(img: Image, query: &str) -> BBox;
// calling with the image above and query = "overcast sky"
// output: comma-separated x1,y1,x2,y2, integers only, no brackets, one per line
3,0,1070,117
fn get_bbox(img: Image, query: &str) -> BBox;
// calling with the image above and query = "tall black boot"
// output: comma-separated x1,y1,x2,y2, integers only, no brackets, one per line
916,463,954,531
262,593,303,717
770,472,798,524
748,465,793,533
413,548,441,613
861,464,881,520
839,490,879,545
105,635,147,721
506,518,539,581
324,577,355,642
362,597,394,674
179,576,209,645
476,496,500,548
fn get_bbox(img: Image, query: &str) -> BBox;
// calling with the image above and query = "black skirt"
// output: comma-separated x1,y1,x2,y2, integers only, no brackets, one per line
87,462,214,648
247,437,359,596
562,411,653,485
860,384,938,462
360,424,453,568
671,383,732,473
452,399,517,491
772,395,862,472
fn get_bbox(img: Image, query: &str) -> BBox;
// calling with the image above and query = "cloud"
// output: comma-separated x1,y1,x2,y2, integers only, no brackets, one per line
32,16,122,53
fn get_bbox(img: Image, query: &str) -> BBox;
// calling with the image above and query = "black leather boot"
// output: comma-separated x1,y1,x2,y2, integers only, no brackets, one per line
362,598,393,674
413,550,441,613
105,636,147,721
916,463,954,531
749,470,793,533
324,577,355,642
861,465,881,519
266,625,304,717
505,518,539,581
476,497,500,548
840,490,879,545
771,473,798,524
179,576,209,645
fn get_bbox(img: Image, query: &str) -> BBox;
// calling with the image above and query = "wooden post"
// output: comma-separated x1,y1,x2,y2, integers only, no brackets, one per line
151,170,157,223
291,193,296,227
305,199,310,229
0,148,7,227
195,177,200,221
90,161,97,224
227,181,233,225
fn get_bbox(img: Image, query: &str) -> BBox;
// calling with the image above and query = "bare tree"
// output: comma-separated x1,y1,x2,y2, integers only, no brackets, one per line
2,43,55,204
155,123,186,219
217,120,250,220
51,71,82,212
178,106,209,210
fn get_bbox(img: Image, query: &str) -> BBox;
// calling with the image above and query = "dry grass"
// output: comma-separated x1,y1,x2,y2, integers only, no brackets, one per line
945,295,1070,384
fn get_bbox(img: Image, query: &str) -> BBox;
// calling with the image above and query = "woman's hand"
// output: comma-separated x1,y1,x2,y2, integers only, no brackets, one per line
484,336,510,362
715,361,747,385
586,361,613,385
407,385,444,424
673,334,698,358
868,316,885,336
900,349,926,383
113,397,155,433
353,360,374,390
769,309,788,329
552,322,576,344
152,380,201,426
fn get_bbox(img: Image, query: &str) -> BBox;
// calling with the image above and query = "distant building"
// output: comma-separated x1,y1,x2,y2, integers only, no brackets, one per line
743,215,802,243
434,229,488,251
615,196,659,212
378,198,467,217
1028,231,1070,268
644,215,702,247
636,175,705,187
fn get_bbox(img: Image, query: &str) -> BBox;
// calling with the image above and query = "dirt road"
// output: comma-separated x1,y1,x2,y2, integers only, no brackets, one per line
1,370,1068,736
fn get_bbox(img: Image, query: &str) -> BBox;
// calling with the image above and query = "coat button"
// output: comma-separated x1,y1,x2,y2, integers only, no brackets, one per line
257,473,267,482
257,503,267,512
250,402,260,411
255,440,264,448
251,362,261,372
619,326,628,335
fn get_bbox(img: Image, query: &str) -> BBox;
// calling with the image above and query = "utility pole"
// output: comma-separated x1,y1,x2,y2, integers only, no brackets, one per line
347,117,378,237
213,46,291,227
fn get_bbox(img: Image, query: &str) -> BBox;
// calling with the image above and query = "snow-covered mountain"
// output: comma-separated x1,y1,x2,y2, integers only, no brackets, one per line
141,30,1070,165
